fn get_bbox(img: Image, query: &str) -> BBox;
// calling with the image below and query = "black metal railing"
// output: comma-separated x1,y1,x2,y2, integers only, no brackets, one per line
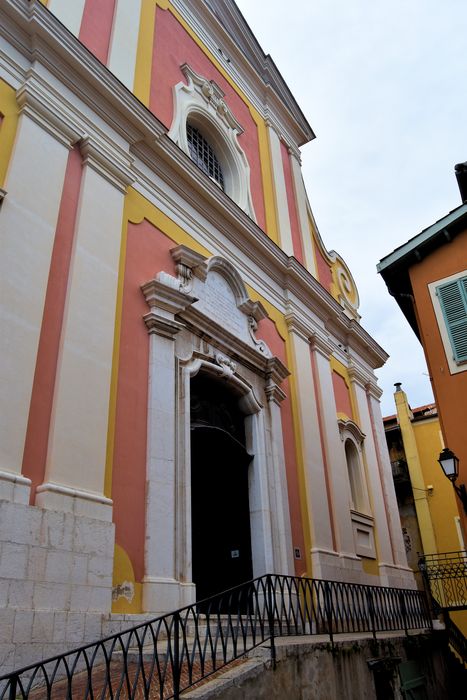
420,551,467,610
444,613,467,668
0,574,432,700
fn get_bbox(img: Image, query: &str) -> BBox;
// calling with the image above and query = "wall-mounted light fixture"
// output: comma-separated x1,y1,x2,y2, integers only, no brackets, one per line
437,448,467,515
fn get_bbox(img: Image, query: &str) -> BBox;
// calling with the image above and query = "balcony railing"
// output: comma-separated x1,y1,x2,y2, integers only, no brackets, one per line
0,574,432,700
419,551,467,610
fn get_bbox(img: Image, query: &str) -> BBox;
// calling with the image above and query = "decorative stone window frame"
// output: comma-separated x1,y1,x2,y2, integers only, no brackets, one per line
168,63,256,220
429,270,467,375
338,419,376,559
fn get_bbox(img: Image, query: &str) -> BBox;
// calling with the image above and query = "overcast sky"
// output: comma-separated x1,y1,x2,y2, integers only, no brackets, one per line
235,0,467,415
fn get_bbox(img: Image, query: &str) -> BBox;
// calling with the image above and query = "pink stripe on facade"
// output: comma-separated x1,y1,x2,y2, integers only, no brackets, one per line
79,0,116,65
280,140,304,264
22,146,83,501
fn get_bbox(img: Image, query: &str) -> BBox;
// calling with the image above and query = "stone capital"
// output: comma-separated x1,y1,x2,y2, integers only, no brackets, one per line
284,313,309,343
265,381,287,405
80,136,134,193
16,77,81,149
347,363,370,388
309,332,334,359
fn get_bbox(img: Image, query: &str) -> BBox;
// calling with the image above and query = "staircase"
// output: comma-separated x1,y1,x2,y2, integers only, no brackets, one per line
0,574,433,699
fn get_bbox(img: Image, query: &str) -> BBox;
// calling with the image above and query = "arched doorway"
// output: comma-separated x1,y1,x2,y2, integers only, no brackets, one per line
190,373,253,602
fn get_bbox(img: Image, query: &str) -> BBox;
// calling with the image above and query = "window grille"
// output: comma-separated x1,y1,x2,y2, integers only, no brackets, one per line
186,124,225,190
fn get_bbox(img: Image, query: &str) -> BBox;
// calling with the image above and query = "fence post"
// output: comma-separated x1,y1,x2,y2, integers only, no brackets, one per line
324,582,334,651
8,674,18,700
173,612,181,699
266,575,276,670
399,591,408,637
367,589,376,642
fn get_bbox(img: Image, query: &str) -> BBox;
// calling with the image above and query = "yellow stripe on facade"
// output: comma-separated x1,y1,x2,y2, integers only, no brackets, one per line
0,79,19,188
254,118,279,244
133,0,158,105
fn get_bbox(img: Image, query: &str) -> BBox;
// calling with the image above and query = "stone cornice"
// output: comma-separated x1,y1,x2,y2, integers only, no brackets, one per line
141,276,196,317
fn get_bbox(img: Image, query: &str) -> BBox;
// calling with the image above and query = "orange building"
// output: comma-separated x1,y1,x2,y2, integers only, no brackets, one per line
378,168,467,539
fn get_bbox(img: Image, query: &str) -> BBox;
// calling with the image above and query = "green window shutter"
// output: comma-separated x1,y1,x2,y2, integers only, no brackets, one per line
436,276,467,363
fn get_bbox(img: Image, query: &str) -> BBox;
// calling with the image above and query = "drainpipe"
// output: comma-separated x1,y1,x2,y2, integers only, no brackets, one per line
454,162,467,203
393,384,437,555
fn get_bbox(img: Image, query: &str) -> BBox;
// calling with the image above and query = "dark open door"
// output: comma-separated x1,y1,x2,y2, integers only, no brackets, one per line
190,372,253,605
191,426,253,603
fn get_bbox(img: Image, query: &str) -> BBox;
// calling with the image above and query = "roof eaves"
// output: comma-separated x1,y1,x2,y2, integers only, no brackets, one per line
377,202,467,274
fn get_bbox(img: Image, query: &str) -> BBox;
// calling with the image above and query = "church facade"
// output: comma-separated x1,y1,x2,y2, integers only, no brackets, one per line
0,0,413,669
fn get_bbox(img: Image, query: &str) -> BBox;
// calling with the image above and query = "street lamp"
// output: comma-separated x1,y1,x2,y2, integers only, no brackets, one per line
438,448,467,515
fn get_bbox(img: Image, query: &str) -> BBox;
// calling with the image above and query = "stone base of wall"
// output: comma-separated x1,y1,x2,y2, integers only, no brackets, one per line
183,634,452,700
0,498,114,675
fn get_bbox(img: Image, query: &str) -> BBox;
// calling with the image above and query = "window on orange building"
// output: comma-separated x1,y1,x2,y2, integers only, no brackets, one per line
436,275,467,364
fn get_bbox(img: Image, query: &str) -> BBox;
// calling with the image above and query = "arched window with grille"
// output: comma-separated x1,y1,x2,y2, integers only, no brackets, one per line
186,124,225,190
168,64,256,220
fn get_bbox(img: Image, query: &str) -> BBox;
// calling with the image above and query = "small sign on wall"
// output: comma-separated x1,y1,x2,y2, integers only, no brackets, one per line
294,547,302,560
231,549,240,559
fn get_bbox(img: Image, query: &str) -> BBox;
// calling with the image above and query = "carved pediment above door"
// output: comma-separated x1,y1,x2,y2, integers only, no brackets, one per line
170,246,273,360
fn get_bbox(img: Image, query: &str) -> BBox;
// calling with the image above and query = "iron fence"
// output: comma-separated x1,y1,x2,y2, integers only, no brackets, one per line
419,551,467,610
444,613,467,668
0,574,432,700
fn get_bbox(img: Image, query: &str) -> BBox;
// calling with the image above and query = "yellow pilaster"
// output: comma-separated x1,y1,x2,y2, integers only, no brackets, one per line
394,387,437,554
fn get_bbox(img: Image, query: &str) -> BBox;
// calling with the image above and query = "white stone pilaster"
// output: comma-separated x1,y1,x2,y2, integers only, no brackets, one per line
265,360,294,575
47,0,87,37
366,382,412,579
247,410,275,577
0,110,74,502
141,278,196,613
36,138,133,521
349,368,396,575
286,317,334,572
309,336,357,562
289,151,317,277
107,0,142,89
267,124,294,256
